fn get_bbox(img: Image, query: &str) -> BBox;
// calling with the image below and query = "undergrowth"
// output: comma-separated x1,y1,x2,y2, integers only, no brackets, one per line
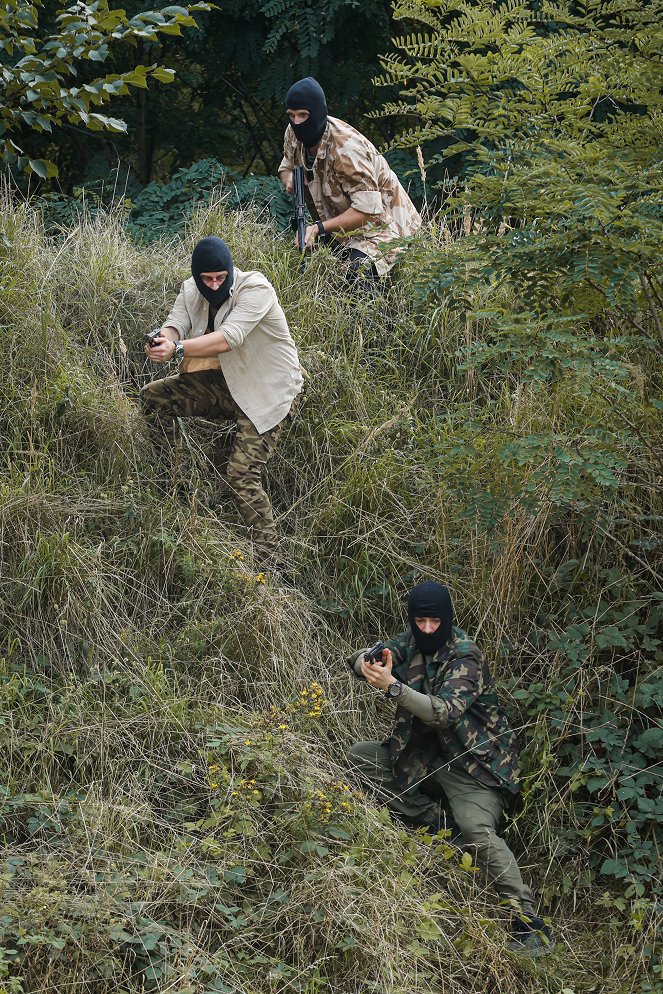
0,186,661,993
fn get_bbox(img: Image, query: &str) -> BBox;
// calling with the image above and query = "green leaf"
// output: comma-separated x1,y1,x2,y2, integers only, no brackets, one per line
297,841,330,856
634,728,663,758
223,865,246,884
151,67,176,83
325,825,352,840
27,158,57,178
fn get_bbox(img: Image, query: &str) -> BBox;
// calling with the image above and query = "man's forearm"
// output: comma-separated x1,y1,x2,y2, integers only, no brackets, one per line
183,330,231,357
397,684,435,722
322,206,373,235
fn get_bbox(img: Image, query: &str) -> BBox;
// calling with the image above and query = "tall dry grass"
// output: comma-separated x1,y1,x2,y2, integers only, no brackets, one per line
0,185,660,993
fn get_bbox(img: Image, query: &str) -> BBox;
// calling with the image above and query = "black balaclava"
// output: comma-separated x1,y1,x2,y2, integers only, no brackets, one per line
191,236,234,307
407,581,453,654
285,77,328,148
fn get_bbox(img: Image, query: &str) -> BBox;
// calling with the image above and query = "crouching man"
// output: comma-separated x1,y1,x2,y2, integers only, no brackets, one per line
347,580,554,955
140,236,303,565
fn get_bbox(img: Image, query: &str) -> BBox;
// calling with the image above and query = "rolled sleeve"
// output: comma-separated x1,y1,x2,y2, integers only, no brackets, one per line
163,286,192,339
349,189,384,216
334,140,384,217
220,283,275,350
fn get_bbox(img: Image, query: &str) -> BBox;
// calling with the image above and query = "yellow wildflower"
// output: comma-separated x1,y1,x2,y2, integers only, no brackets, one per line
255,572,267,584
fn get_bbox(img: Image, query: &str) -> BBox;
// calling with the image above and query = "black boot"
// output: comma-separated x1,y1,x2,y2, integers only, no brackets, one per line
509,913,555,956
422,810,465,846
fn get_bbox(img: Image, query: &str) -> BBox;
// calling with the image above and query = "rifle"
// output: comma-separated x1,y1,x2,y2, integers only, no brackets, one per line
291,165,307,271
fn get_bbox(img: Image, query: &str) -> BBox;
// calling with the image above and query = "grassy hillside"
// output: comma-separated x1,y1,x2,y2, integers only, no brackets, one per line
0,186,661,994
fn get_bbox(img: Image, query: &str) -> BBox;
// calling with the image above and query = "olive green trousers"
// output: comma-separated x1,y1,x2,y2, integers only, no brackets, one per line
348,740,535,915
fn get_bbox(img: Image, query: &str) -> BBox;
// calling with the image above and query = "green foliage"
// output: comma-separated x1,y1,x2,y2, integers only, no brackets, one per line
0,0,211,178
38,157,292,239
127,158,291,241
511,584,663,893
376,0,663,334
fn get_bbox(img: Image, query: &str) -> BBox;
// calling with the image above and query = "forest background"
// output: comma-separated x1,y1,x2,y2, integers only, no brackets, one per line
0,1,661,993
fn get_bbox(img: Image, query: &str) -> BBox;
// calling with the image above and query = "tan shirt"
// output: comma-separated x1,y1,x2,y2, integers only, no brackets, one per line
164,268,303,434
279,116,421,275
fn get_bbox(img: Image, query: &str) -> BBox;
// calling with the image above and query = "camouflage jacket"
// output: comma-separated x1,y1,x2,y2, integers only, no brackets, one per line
279,116,421,275
349,628,521,795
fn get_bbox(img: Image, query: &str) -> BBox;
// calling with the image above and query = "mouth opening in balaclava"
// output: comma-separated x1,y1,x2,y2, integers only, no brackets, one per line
407,581,453,654
285,76,328,149
191,236,234,307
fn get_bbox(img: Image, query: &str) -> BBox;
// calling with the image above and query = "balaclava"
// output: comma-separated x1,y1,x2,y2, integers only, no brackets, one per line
191,236,234,307
407,581,453,654
285,77,328,148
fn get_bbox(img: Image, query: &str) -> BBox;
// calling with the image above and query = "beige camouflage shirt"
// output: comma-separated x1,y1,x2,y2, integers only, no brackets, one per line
279,116,421,276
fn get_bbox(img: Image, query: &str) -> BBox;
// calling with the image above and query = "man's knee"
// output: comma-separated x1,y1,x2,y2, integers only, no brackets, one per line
347,741,368,765
447,796,502,845
139,382,156,412
347,740,390,777
139,380,176,418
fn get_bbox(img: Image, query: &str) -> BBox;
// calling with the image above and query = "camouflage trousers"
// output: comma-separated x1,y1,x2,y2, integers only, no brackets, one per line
348,740,535,915
140,369,292,556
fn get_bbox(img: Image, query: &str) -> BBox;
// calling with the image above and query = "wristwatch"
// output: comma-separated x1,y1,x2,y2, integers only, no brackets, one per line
386,680,403,699
316,220,326,238
172,340,184,362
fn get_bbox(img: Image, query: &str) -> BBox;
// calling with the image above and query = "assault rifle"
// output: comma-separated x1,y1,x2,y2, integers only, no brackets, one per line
290,165,307,271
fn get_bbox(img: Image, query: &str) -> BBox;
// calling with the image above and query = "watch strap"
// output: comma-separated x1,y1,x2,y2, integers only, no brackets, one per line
316,219,326,237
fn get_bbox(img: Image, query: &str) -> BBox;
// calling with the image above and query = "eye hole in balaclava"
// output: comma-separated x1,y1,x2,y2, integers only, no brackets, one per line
285,77,328,149
191,236,234,307
407,581,453,654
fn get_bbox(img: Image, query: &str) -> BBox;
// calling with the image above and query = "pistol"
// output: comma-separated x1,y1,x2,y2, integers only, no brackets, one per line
364,641,386,665
144,328,162,348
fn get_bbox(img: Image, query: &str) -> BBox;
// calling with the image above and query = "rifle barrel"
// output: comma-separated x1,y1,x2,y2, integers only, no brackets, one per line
293,166,307,259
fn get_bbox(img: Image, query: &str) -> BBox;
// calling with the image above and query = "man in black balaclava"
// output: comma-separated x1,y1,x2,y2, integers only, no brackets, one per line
139,236,303,577
284,77,328,149
278,76,421,283
345,581,555,957
191,236,234,306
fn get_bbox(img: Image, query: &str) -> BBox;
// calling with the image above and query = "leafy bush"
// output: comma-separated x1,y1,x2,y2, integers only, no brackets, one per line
0,0,211,178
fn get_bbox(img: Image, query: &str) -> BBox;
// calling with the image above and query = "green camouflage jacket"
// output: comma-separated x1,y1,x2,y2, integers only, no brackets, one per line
350,627,521,795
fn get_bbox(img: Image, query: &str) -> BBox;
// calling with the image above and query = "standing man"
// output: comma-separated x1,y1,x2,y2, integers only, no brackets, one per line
347,580,555,956
140,236,303,567
278,77,421,280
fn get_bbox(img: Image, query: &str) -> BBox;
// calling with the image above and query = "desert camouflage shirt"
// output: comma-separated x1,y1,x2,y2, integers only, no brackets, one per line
349,628,521,795
279,116,421,276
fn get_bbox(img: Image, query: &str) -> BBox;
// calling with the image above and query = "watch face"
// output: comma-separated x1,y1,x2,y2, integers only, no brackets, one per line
389,682,401,697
